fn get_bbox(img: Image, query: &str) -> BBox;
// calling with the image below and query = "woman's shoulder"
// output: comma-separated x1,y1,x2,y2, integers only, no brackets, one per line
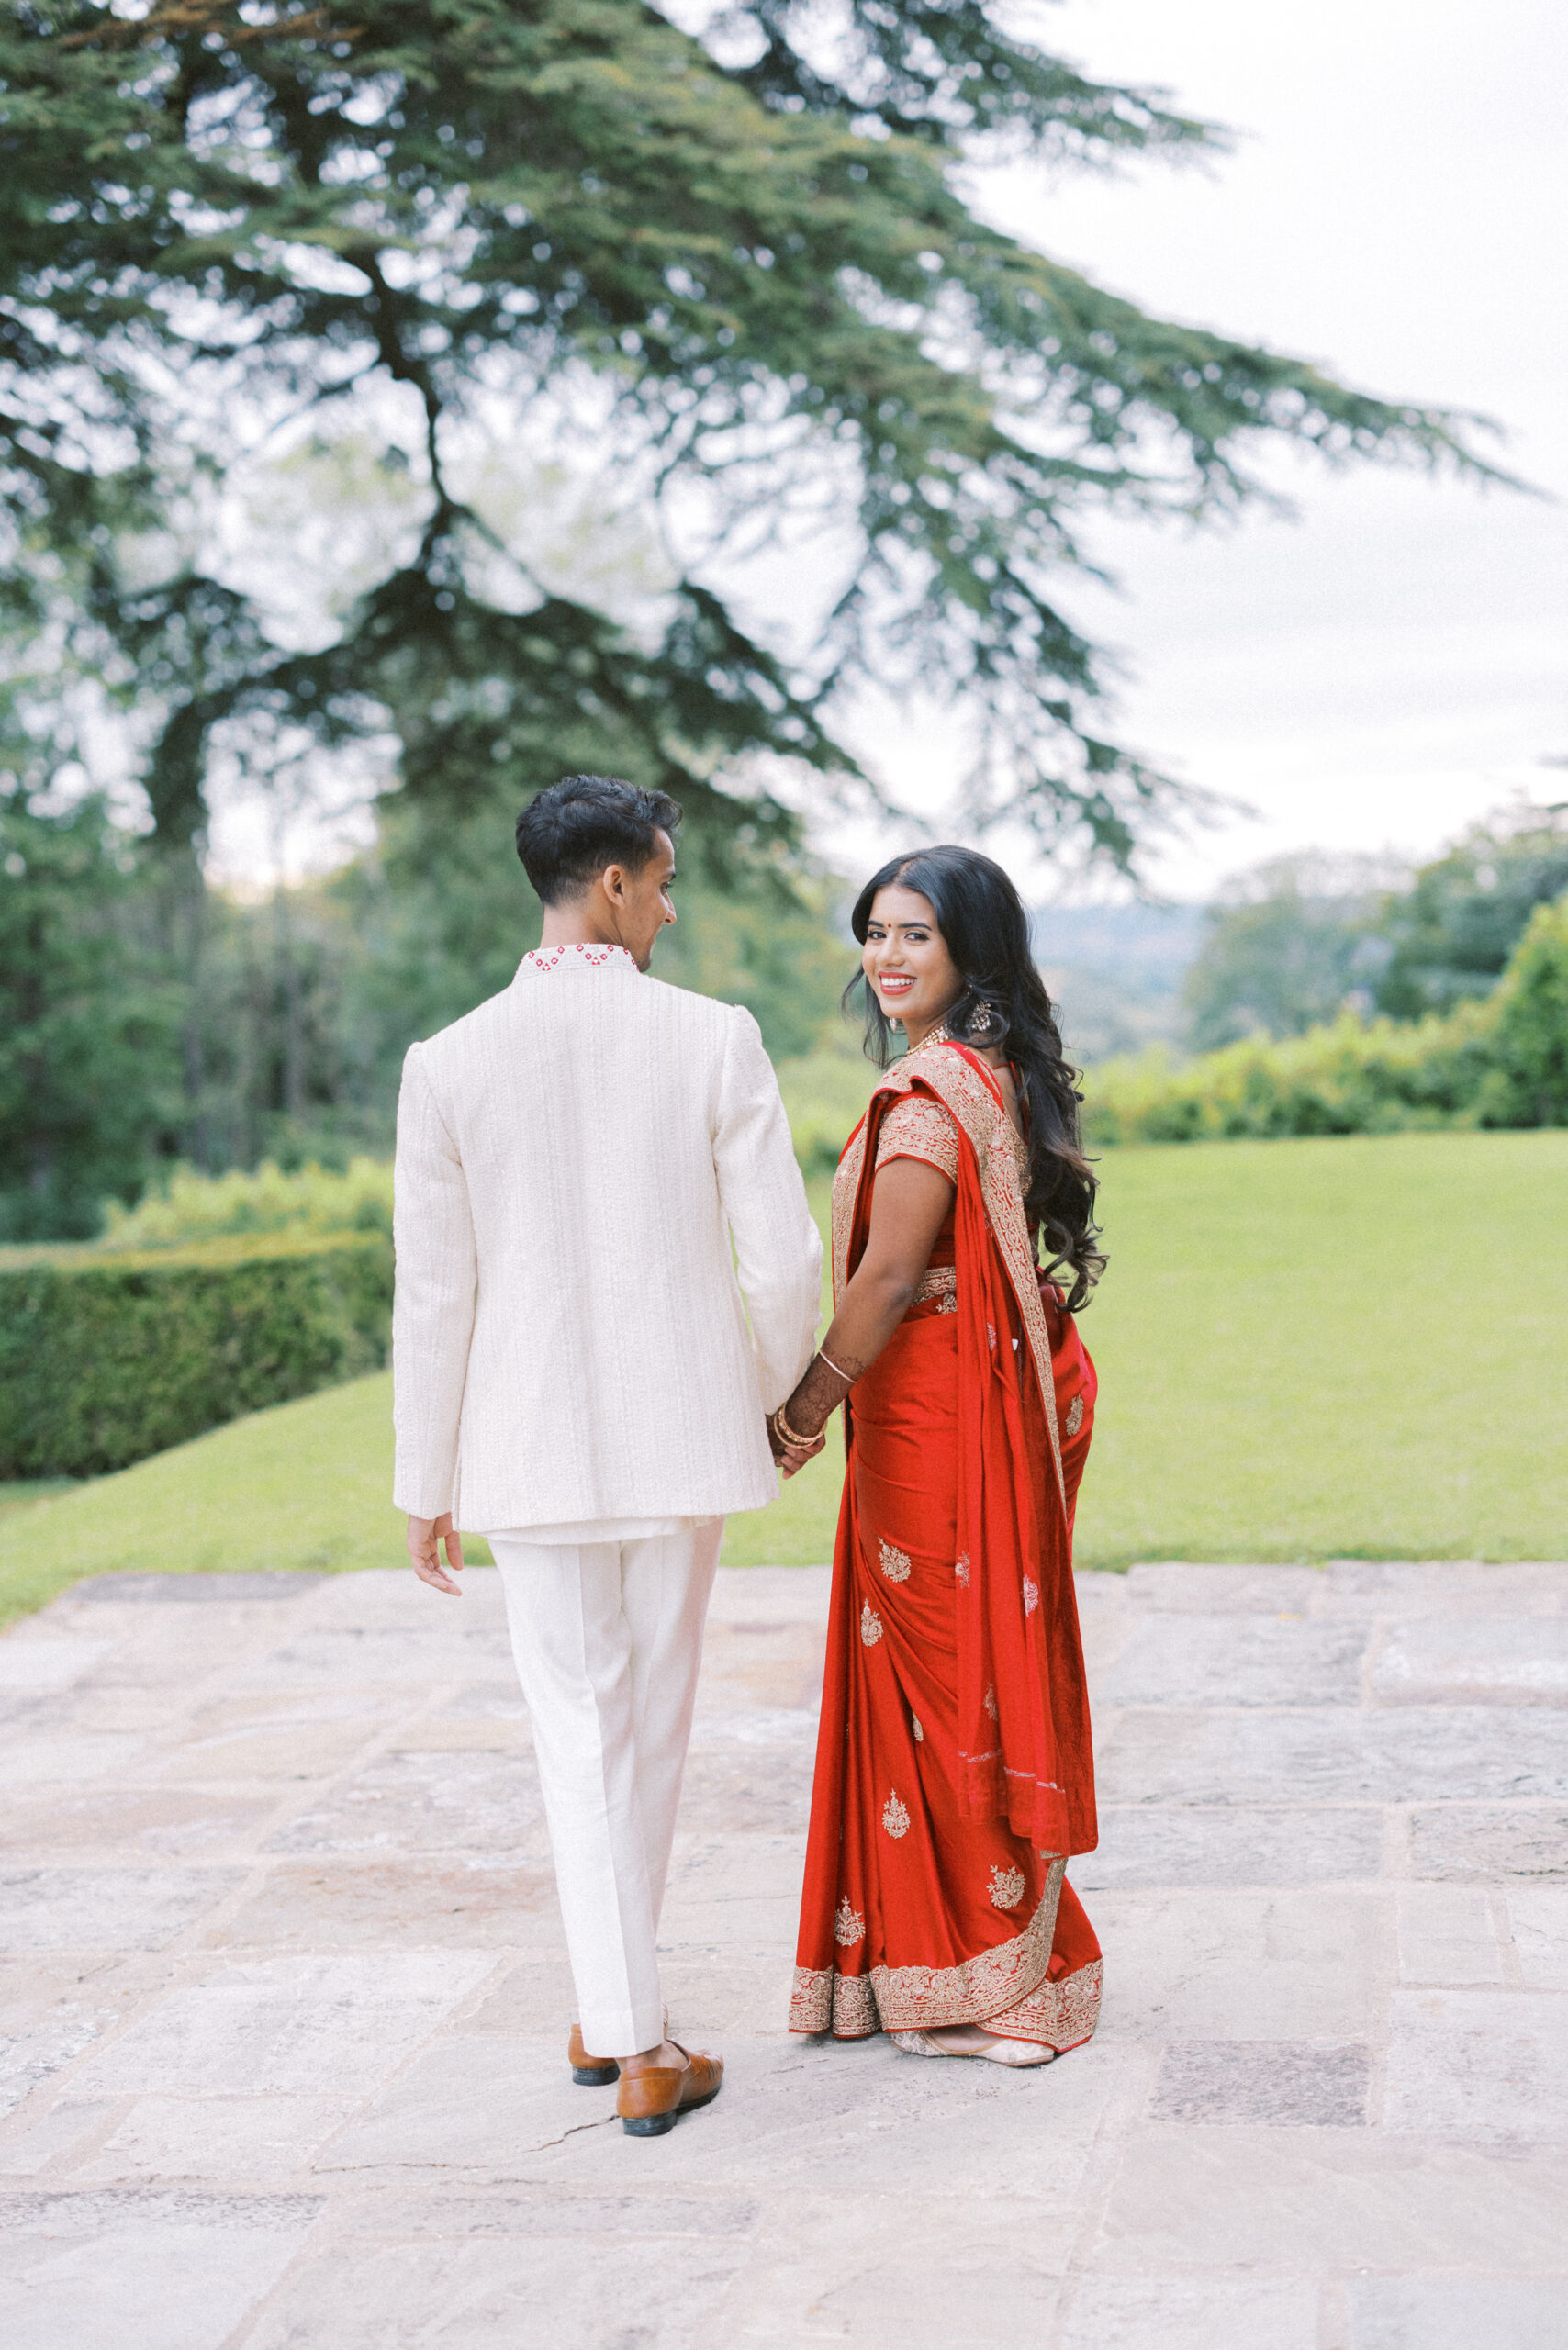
900,1035,961,1076
874,1089,961,1179
896,1037,1008,1114
890,1043,1027,1162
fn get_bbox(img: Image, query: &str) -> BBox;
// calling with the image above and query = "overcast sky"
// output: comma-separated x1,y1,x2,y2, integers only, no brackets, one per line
835,0,1566,901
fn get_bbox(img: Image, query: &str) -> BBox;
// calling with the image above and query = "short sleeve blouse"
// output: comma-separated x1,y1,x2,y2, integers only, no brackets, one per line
874,1094,961,1183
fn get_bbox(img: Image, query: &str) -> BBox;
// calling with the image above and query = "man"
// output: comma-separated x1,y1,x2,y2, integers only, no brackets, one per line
392,773,822,2138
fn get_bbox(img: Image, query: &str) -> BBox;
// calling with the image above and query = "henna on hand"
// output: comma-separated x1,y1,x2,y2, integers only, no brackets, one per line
766,1410,822,1463
778,1350,857,1444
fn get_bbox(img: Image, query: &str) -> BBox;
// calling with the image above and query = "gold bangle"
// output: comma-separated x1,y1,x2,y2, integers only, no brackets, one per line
817,1350,855,1386
773,1402,821,1449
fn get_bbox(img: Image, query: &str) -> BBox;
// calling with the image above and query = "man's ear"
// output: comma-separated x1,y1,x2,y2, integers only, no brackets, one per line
599,861,628,904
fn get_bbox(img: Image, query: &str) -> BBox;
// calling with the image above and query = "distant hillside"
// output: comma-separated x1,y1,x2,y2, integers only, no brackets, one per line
1031,901,1205,1063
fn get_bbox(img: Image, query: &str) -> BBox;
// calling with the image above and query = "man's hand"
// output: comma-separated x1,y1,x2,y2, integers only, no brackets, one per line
407,1512,465,1595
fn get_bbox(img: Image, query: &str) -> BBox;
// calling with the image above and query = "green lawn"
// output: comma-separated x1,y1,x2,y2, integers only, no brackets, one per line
0,1480,76,1523
3,1130,1563,1625
1074,1128,1567,1568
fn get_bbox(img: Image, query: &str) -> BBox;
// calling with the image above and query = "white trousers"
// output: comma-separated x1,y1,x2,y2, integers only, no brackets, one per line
490,1521,722,2057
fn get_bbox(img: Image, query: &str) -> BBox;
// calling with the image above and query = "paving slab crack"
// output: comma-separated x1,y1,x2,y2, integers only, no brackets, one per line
530,2112,622,2151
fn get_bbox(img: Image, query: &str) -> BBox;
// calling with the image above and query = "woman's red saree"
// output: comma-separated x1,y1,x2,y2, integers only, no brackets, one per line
790,1040,1103,2047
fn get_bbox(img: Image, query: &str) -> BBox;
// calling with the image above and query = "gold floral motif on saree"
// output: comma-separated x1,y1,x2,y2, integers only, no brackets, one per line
879,1539,912,1583
954,1554,970,1589
989,1863,1025,1910
859,1601,883,1646
1065,1393,1084,1437
911,1714,924,1742
882,1790,911,1839
834,1897,866,1947
983,1684,998,1720
1023,1575,1039,1616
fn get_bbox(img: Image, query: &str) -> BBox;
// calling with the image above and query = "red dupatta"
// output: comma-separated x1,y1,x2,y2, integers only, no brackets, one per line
833,1039,1097,1856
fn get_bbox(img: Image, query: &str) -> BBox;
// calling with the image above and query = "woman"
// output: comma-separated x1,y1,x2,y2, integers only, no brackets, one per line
773,846,1103,2065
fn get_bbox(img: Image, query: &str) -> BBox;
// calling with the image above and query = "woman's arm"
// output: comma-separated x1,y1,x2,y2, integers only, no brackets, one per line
772,1156,953,1463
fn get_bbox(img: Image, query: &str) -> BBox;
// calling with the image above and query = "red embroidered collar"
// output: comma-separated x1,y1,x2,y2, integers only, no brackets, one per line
516,942,639,976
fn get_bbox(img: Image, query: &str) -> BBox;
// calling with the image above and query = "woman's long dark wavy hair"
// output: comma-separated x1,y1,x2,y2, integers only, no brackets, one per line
846,845,1105,1310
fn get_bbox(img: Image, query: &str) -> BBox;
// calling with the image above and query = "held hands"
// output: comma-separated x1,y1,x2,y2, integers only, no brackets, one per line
767,1349,858,1479
767,1406,826,1481
407,1512,465,1595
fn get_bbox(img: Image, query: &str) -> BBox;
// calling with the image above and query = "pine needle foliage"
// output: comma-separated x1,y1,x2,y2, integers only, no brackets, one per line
0,0,1494,866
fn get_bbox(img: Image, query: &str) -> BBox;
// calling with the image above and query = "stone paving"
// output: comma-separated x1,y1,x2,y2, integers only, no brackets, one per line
1,1557,1566,2349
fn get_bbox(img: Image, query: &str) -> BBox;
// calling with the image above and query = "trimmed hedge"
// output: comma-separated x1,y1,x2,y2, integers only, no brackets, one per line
0,1228,392,1478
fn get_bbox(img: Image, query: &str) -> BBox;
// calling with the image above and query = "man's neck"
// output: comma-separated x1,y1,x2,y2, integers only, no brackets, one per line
539,894,619,952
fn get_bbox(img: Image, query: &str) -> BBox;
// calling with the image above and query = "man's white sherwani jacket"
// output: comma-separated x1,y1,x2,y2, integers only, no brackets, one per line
392,943,823,1530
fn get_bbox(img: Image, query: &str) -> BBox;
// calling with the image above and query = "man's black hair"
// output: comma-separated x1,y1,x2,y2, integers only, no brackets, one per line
515,774,682,905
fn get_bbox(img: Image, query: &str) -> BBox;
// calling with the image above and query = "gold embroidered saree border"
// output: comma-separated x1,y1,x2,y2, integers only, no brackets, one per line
790,1953,1103,2050
913,1262,957,1306
788,1859,1079,2038
831,1116,868,1306
986,1957,1103,2051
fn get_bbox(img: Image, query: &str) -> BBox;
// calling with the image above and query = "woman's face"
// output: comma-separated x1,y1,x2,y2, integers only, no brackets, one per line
862,884,963,1045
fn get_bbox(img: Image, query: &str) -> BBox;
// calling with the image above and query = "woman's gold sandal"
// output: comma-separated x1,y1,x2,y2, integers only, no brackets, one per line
891,2027,1057,2067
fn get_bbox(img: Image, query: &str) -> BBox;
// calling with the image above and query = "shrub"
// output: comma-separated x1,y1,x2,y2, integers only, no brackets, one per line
0,1229,392,1478
1081,1007,1497,1148
100,1157,394,1249
1475,896,1568,1128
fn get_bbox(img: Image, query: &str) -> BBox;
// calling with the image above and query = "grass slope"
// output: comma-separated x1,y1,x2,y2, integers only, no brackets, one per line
2,1130,1563,1623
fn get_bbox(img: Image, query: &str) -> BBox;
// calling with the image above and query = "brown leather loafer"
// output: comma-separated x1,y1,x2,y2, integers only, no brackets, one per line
617,2043,723,2138
567,2023,618,2087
